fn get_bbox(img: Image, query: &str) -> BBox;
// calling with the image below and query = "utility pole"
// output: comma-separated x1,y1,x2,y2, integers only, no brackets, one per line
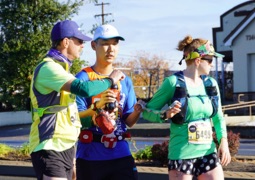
94,2,113,25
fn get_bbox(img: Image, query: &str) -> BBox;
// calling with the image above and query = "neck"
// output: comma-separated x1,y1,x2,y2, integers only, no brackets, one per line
183,68,202,86
92,63,113,76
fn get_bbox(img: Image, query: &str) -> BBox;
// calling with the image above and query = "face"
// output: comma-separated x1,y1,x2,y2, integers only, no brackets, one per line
198,55,213,75
92,38,119,65
66,37,85,60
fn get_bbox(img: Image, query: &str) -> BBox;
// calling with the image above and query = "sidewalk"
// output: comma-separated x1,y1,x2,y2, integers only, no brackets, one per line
0,160,254,180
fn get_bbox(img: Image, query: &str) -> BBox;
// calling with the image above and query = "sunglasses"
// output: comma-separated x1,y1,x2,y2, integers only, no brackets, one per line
201,57,213,64
69,37,85,44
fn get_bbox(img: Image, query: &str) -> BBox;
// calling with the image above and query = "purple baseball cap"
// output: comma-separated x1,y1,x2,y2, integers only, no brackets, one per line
51,20,92,41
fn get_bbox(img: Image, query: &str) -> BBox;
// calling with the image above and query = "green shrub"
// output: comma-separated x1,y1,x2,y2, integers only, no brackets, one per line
133,146,152,161
17,143,30,157
0,144,15,157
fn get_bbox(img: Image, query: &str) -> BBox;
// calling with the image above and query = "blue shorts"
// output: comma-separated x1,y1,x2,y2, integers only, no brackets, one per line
168,152,221,177
31,146,75,180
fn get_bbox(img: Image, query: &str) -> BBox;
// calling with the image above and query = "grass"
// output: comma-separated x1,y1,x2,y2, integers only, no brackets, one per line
0,143,30,161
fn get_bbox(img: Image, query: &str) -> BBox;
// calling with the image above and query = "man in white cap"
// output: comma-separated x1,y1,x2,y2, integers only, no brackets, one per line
29,20,125,180
75,24,143,180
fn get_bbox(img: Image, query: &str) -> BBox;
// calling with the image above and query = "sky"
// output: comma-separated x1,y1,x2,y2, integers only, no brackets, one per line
66,0,246,70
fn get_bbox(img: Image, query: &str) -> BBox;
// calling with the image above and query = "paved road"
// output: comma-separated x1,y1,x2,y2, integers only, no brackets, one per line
0,124,255,156
0,176,35,180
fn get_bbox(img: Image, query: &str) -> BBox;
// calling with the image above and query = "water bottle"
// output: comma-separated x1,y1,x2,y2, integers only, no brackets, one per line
105,84,119,113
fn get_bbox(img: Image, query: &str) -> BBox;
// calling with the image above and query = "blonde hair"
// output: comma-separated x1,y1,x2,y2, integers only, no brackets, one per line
177,35,207,65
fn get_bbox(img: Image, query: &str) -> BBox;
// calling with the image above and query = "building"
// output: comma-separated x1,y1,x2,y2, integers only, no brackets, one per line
213,0,255,102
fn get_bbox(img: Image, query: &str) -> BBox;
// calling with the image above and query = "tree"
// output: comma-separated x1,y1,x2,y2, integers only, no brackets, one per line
114,52,170,99
0,0,92,110
70,59,88,75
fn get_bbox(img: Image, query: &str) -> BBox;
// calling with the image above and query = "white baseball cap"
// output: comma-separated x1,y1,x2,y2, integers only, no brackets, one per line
93,24,125,41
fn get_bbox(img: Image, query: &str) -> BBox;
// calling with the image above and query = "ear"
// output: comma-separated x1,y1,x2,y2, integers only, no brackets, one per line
91,41,96,50
194,58,201,66
62,38,69,48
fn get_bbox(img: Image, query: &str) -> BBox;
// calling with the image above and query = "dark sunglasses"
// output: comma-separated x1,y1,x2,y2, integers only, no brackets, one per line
201,57,213,64
69,37,85,44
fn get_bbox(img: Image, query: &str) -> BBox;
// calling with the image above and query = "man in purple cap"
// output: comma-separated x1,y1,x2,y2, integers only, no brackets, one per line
29,20,125,180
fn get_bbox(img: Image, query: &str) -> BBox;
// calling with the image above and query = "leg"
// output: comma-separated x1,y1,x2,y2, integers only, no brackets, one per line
169,170,193,180
72,158,76,180
197,165,224,180
31,147,74,180
111,156,138,180
76,158,106,180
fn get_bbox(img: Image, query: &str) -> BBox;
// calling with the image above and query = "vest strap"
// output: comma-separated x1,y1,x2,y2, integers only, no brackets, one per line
33,105,68,117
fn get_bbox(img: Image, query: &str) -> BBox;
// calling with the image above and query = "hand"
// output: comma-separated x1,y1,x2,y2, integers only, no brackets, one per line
165,101,181,119
134,100,144,113
217,138,231,166
97,90,117,109
109,70,125,84
136,100,146,110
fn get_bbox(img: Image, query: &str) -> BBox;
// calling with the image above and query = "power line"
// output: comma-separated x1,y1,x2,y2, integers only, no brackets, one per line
94,2,113,25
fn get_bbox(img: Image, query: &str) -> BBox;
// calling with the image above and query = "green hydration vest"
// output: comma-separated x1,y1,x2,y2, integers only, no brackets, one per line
171,71,219,124
29,57,81,153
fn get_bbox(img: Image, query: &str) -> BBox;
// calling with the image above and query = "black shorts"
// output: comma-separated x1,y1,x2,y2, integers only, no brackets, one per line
31,146,75,180
168,152,221,177
76,156,138,180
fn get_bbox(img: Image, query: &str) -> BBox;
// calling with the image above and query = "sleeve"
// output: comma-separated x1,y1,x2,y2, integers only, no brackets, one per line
121,76,137,120
75,70,92,127
142,75,177,123
210,77,228,142
36,62,74,94
75,70,89,112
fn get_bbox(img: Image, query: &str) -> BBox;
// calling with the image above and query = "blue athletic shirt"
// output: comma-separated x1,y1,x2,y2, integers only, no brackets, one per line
75,68,137,161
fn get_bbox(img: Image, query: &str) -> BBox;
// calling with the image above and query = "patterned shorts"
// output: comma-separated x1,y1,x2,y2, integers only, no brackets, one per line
168,152,221,177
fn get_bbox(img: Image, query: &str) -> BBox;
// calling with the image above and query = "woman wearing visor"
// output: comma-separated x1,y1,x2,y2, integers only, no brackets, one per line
142,35,231,180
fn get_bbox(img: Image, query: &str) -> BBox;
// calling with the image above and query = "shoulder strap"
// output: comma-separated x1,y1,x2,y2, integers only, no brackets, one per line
201,75,218,96
174,71,186,88
201,75,219,117
171,71,188,124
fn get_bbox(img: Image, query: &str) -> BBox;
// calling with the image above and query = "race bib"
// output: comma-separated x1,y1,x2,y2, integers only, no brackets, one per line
188,120,212,144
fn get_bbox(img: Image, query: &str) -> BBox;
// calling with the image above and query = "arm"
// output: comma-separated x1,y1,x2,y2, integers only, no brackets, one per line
142,76,176,123
125,100,144,127
61,78,111,97
61,69,125,97
211,78,228,142
210,78,231,166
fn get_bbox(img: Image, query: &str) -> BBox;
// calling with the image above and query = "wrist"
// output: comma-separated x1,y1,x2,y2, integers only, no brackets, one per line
221,137,228,142
104,77,114,87
160,112,168,120
96,108,104,115
90,101,98,111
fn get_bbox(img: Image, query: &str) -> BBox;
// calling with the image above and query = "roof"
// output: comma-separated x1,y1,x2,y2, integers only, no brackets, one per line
224,9,255,46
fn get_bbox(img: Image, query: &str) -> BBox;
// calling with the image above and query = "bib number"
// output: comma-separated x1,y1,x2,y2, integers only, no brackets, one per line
188,121,212,144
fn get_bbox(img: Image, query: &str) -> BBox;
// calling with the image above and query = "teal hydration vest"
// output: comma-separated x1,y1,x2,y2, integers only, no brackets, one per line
171,71,219,124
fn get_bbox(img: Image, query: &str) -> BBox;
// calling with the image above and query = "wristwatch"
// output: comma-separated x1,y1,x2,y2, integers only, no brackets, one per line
90,101,98,111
